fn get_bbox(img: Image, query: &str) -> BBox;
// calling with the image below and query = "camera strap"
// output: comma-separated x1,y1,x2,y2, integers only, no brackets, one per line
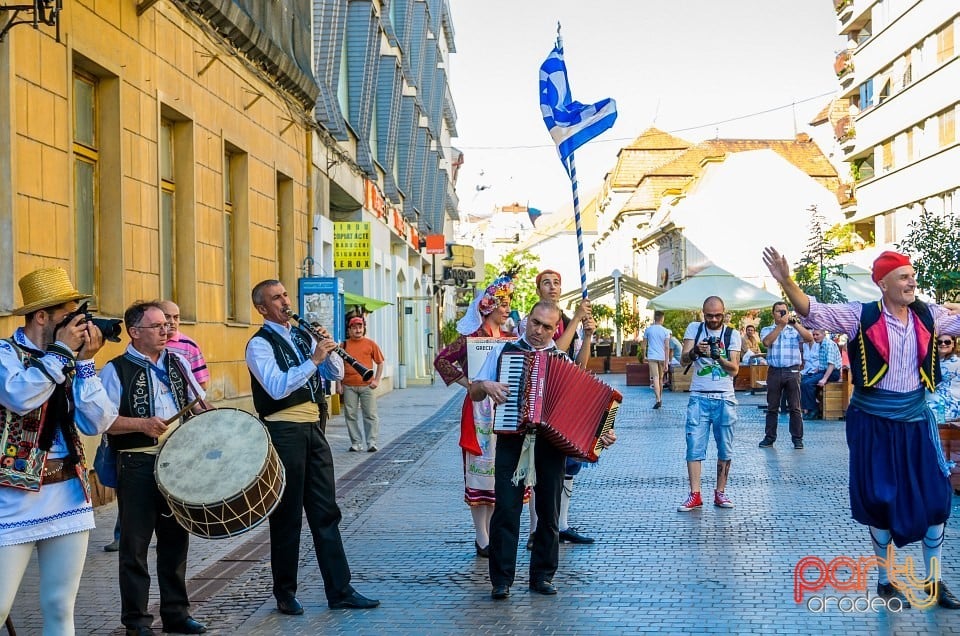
684,323,732,374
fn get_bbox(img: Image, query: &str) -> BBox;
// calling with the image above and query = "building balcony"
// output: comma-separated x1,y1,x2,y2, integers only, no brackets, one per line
839,130,857,157
835,0,853,23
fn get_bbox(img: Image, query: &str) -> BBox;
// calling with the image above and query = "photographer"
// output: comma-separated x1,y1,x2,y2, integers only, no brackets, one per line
0,268,120,634
677,296,741,512
758,301,813,449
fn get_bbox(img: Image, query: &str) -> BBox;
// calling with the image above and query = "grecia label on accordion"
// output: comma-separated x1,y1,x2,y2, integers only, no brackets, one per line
466,337,517,381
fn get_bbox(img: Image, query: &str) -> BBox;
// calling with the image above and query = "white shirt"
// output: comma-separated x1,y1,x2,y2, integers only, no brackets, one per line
245,320,344,400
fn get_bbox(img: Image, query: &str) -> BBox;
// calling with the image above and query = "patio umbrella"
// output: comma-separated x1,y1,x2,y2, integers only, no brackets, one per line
344,292,392,313
646,265,782,311
831,264,878,303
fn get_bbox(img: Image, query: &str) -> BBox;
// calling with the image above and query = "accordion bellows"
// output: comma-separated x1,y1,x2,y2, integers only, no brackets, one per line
493,350,621,462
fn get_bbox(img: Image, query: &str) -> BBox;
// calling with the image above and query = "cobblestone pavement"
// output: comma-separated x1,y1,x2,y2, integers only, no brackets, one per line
10,377,960,634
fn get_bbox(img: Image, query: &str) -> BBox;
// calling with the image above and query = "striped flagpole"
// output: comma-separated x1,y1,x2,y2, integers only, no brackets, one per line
566,153,588,300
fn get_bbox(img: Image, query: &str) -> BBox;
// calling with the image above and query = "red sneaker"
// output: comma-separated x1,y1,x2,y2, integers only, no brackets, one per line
677,491,703,511
714,489,734,508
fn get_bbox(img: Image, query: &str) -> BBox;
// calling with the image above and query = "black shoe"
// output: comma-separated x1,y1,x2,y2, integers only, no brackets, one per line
104,539,120,552
126,628,156,636
161,617,206,634
876,582,911,608
491,584,510,600
328,591,380,609
559,528,595,544
758,437,775,448
529,580,558,595
793,439,804,449
276,597,304,615
929,580,960,609
367,445,378,452
475,541,489,558
652,401,661,410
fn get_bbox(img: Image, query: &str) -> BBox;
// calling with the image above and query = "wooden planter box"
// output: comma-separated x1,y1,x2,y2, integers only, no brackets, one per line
670,368,692,392
586,356,637,375
939,421,960,493
625,363,650,386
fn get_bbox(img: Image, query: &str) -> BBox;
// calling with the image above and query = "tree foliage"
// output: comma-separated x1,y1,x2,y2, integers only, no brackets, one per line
896,207,960,303
792,205,848,303
483,250,541,313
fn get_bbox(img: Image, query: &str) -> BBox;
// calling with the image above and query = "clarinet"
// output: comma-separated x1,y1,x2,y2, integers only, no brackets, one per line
285,309,375,382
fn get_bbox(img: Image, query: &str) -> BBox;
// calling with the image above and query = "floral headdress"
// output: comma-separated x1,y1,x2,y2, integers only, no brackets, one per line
456,270,516,335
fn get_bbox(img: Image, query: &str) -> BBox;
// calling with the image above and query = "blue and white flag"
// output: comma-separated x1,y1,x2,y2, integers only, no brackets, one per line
539,44,617,176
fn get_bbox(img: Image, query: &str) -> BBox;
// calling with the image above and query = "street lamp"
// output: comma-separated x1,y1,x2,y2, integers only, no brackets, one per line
612,268,622,358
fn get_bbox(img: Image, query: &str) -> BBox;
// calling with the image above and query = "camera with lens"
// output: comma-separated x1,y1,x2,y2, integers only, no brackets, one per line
705,336,722,360
56,301,124,343
778,309,787,317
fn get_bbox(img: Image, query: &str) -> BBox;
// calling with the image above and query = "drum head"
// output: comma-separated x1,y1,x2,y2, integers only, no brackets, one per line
156,409,270,506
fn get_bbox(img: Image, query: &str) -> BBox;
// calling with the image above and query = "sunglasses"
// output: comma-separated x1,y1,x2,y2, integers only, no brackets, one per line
938,340,954,346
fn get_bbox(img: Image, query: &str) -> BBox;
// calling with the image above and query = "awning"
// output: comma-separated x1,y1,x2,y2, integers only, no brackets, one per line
646,265,781,311
557,274,664,309
344,292,393,312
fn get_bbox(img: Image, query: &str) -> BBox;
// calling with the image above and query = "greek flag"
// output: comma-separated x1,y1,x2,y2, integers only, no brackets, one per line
539,44,617,175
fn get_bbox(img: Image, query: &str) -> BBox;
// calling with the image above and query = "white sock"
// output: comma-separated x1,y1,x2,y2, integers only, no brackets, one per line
922,523,945,582
870,527,892,585
471,506,491,548
558,478,574,532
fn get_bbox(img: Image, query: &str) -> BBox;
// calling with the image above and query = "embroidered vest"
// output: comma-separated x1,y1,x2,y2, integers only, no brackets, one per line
0,339,89,495
107,352,190,450
849,300,940,391
249,326,325,419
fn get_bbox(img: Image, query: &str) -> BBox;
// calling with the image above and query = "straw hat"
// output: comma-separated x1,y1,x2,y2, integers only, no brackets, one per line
13,267,90,315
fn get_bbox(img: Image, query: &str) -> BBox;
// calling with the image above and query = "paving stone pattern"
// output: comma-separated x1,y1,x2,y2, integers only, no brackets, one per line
9,378,960,635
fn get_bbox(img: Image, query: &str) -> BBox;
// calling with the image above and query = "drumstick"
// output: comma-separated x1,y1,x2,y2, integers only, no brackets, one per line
163,397,202,426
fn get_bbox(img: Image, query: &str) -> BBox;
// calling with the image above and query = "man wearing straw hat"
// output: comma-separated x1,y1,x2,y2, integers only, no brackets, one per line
100,301,208,635
0,267,122,635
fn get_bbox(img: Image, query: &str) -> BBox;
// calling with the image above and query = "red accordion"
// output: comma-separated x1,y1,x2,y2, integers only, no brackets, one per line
492,350,621,462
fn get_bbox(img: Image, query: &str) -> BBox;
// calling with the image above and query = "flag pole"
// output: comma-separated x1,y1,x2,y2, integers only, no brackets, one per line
567,154,588,301
556,24,588,301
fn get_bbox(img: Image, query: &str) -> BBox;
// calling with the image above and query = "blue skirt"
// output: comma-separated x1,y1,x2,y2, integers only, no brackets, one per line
846,405,952,547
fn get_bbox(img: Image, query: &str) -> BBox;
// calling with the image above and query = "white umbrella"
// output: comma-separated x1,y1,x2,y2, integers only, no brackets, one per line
832,264,878,303
646,265,782,311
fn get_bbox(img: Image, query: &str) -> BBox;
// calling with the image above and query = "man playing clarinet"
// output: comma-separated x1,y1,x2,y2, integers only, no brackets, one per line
245,280,379,615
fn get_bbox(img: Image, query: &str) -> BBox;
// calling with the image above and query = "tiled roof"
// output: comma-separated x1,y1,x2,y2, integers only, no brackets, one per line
808,98,850,127
616,137,839,214
607,127,692,189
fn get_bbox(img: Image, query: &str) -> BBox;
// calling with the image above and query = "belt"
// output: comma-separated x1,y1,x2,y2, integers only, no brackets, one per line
769,365,801,370
42,458,79,485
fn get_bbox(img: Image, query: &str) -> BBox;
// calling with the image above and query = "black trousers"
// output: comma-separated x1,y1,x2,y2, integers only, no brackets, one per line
265,413,354,604
118,452,190,628
765,365,803,441
488,433,566,587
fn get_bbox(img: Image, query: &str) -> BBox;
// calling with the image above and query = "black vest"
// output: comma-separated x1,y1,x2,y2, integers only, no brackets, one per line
849,300,940,391
249,326,325,419
107,351,190,450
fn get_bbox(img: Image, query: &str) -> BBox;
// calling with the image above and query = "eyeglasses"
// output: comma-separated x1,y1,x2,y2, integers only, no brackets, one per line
135,322,175,332
938,340,954,346
703,313,724,319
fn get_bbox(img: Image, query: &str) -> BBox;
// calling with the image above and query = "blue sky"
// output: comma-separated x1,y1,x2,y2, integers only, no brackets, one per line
448,0,844,219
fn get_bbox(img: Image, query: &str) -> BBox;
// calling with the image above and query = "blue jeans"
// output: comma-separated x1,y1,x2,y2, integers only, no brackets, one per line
685,395,737,462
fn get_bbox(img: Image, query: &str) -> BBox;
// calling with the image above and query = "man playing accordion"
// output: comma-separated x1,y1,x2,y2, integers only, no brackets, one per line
470,300,612,600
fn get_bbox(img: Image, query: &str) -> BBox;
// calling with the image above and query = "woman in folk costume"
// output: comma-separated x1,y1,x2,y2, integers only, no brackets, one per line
434,273,527,558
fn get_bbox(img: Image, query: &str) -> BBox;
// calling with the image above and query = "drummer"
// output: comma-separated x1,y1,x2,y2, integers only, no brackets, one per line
100,301,208,636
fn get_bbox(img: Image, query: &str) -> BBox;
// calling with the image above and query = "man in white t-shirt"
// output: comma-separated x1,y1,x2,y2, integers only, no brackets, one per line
677,296,742,512
642,311,672,409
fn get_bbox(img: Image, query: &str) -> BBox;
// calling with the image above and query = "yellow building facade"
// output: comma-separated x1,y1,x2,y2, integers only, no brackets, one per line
0,0,316,425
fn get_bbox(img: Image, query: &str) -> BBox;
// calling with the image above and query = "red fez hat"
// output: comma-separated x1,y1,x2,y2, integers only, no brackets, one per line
871,250,911,284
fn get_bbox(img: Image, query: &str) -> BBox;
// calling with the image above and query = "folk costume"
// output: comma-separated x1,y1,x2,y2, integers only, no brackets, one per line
0,267,118,634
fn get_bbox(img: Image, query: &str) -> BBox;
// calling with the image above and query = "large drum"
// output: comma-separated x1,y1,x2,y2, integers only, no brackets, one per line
155,408,285,539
